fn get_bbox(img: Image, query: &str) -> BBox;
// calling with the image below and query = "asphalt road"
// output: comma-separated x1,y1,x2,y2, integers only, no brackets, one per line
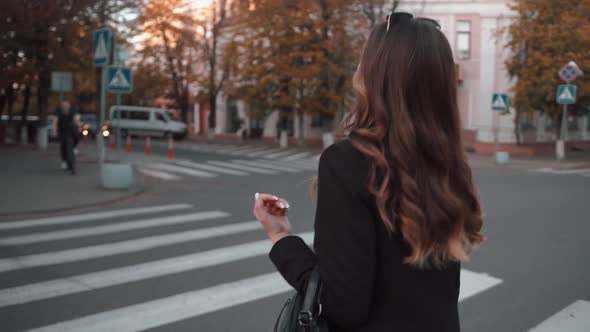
0,142,589,332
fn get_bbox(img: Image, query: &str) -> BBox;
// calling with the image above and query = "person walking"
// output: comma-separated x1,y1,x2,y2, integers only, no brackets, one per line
53,100,78,174
254,13,484,331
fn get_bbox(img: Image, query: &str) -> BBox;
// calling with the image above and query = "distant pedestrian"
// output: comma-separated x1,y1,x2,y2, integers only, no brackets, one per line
254,13,484,331
52,100,79,174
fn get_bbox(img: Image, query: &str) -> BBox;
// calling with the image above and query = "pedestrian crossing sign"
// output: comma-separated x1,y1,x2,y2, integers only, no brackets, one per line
93,28,113,66
491,93,509,112
107,66,133,93
556,85,577,105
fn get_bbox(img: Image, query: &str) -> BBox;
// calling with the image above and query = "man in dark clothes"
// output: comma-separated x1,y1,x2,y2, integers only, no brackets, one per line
52,100,79,174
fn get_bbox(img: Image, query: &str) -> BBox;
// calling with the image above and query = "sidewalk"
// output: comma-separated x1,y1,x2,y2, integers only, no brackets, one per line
0,143,145,217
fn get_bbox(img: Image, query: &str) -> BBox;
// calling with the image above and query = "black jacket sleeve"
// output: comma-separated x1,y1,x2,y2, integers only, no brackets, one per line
270,143,377,329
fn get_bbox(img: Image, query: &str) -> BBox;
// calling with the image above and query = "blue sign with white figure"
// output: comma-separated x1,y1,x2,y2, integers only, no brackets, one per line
107,66,133,93
556,85,577,105
491,93,509,112
93,28,113,66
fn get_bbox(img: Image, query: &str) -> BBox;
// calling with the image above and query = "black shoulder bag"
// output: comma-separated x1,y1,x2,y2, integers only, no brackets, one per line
274,266,329,332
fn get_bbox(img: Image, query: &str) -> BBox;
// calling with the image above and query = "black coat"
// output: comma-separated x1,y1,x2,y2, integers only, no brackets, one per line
270,139,461,332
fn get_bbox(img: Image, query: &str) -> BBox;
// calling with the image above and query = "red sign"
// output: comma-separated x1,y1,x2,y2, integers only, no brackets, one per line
559,63,580,83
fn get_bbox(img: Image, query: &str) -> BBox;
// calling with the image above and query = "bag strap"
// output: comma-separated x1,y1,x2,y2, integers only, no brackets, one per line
298,266,322,326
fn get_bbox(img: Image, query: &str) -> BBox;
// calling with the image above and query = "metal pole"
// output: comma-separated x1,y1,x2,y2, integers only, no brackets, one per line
116,93,122,160
560,104,568,141
493,112,499,158
98,66,107,164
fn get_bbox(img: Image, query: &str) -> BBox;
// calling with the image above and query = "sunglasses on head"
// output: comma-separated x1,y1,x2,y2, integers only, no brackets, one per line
386,12,441,31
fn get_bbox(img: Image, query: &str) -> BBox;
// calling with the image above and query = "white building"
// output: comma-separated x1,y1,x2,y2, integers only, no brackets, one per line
194,0,588,147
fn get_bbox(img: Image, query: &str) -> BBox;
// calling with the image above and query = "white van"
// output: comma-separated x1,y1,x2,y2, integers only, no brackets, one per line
108,106,187,140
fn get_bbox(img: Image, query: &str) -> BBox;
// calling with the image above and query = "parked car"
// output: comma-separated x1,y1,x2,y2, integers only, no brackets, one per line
108,106,187,140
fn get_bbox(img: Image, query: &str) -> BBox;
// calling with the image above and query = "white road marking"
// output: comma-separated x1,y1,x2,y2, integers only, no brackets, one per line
536,168,590,175
137,168,180,180
24,272,293,332
229,146,271,155
459,269,503,301
261,159,317,171
265,149,300,159
0,219,255,273
174,159,248,176
0,204,193,231
528,300,590,332
143,162,217,178
281,152,311,161
24,265,500,332
0,223,288,307
246,148,283,157
211,145,241,153
188,144,223,152
0,211,229,246
232,160,301,173
206,160,278,174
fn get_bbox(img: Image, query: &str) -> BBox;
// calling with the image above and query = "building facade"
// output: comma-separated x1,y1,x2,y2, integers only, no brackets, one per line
193,0,589,145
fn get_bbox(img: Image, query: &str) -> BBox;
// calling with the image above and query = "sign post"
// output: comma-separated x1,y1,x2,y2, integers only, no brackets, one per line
491,93,509,164
107,66,133,157
556,84,577,160
556,61,582,161
50,71,72,101
113,46,131,156
93,28,113,164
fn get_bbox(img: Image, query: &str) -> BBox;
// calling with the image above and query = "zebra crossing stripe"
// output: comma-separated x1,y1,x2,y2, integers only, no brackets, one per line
528,300,590,332
137,168,180,180
229,146,270,155
246,148,283,157
0,211,229,246
537,168,590,175
0,223,290,307
265,149,299,159
0,204,193,231
23,272,293,332
232,160,301,173
0,219,255,273
262,159,317,171
187,144,222,152
23,265,501,332
281,152,311,161
143,162,217,178
211,145,241,153
174,159,248,176
458,269,503,301
206,160,278,174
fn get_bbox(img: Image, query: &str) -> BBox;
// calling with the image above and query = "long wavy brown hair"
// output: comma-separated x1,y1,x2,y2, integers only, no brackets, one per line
345,15,484,268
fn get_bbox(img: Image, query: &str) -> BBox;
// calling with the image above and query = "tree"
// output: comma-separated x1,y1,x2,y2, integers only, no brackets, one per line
232,0,363,143
139,0,195,123
0,0,139,147
506,0,590,141
193,0,230,136
357,0,401,28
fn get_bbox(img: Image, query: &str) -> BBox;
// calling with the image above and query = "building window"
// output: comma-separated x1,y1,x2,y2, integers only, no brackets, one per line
456,20,471,60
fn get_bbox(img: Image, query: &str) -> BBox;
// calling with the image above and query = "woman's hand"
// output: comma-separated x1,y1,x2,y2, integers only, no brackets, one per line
253,193,292,244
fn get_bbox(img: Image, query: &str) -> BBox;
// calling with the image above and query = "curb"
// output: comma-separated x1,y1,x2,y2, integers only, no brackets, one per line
0,170,154,219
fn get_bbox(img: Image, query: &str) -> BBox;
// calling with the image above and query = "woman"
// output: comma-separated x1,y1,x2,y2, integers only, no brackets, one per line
254,13,484,331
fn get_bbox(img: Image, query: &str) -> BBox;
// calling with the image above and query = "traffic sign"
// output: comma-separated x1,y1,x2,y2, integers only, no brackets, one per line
107,66,133,93
491,93,509,112
93,28,113,66
558,62,581,83
556,85,577,104
50,71,72,92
